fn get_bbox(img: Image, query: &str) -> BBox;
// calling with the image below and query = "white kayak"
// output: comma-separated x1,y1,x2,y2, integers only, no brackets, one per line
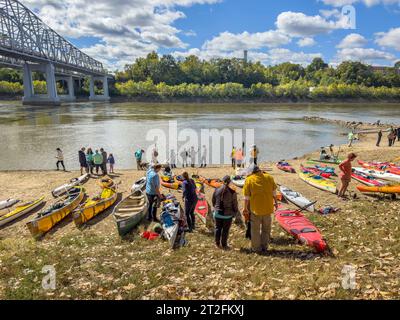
131,177,147,192
231,175,245,188
0,199,19,210
279,185,315,213
353,167,400,183
52,174,90,197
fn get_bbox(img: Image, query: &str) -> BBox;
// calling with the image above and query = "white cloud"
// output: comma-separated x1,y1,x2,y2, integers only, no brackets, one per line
336,47,396,63
375,28,400,51
297,37,317,47
337,33,368,48
321,0,400,6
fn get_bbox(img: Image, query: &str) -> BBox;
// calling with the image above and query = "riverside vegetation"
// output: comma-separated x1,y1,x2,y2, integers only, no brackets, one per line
1,55,400,101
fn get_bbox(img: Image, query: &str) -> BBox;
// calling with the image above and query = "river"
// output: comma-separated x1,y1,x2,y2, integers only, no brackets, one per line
1,101,399,170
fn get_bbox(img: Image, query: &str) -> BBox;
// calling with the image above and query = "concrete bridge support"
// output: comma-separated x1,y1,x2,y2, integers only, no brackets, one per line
56,75,76,102
22,62,61,106
89,76,110,101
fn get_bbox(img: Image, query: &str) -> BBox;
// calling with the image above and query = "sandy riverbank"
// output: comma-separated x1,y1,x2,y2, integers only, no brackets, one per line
0,124,399,300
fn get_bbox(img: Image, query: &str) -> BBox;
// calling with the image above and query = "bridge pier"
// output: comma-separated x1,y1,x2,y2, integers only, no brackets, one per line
22,62,61,106
89,76,110,101
56,75,76,102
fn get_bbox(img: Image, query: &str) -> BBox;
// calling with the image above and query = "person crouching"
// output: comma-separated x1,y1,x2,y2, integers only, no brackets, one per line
212,176,238,250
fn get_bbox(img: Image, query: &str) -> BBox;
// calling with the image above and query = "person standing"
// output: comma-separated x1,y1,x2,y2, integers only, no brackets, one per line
200,145,207,168
135,149,144,170
397,127,400,142
249,145,259,165
182,172,197,232
190,146,197,168
376,130,383,147
151,145,159,165
100,148,108,175
169,149,177,169
348,131,354,147
146,164,162,222
338,153,357,199
231,147,236,168
79,147,88,175
392,129,397,146
56,148,66,171
180,148,188,168
243,165,278,253
235,148,244,168
212,176,238,250
86,148,94,175
93,150,103,175
107,153,115,174
388,129,394,147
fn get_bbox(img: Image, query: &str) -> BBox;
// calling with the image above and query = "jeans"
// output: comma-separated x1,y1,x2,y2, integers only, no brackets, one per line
147,194,158,221
185,200,196,230
215,217,232,248
95,164,101,174
56,161,65,170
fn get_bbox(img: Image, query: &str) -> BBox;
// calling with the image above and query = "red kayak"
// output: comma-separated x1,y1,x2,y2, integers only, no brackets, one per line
358,160,400,175
195,191,209,224
300,165,331,179
351,169,386,187
275,207,327,253
277,162,296,173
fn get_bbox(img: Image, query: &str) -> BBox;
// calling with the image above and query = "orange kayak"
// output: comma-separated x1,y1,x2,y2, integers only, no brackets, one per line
198,176,223,189
161,181,181,190
357,184,400,194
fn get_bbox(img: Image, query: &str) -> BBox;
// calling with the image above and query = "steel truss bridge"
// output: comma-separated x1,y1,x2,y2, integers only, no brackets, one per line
0,0,110,104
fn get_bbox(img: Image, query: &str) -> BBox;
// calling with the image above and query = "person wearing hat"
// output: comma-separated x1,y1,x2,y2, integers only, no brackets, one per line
243,164,278,253
212,175,239,250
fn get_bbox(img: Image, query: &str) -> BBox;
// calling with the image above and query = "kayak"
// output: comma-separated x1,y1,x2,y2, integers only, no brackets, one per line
315,165,336,175
353,167,400,183
161,180,181,190
275,207,327,253
52,174,89,197
27,187,85,238
351,169,386,187
161,195,185,249
279,186,315,212
113,190,148,236
299,171,337,194
308,158,342,165
300,165,331,179
358,160,400,175
357,184,400,194
199,176,223,189
276,162,296,173
73,185,118,227
231,175,246,188
195,191,209,224
131,177,147,192
0,197,45,228
0,199,19,210
98,177,115,189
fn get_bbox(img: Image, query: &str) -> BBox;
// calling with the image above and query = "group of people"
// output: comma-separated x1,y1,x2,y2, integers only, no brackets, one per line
376,127,400,147
144,162,278,253
55,147,115,175
230,145,260,169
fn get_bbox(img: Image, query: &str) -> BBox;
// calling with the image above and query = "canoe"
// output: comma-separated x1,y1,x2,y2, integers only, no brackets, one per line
351,169,386,187
0,199,19,210
52,174,89,197
0,197,45,228
275,207,327,253
300,165,331,179
195,191,209,224
276,162,296,173
299,171,337,194
113,190,148,237
161,195,185,249
199,176,223,189
131,177,147,192
27,187,85,238
231,175,246,188
357,184,400,194
353,167,400,183
73,186,118,227
98,176,115,189
279,186,315,212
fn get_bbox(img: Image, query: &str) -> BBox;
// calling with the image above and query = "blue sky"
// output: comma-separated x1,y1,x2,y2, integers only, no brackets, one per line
25,0,400,70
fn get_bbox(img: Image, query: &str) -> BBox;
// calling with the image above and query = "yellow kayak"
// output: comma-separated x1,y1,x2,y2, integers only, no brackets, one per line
26,187,85,238
73,186,118,226
299,171,337,194
0,197,45,228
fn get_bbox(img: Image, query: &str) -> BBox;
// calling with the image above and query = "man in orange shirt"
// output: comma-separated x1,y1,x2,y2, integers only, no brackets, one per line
338,153,357,199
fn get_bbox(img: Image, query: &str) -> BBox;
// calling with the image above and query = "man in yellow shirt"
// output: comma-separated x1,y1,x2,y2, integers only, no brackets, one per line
243,165,278,253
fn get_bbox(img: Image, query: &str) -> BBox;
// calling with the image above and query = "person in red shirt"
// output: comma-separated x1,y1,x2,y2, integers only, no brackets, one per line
338,153,357,199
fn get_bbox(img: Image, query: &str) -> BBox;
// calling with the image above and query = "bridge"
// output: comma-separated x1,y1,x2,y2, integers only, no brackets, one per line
0,0,111,105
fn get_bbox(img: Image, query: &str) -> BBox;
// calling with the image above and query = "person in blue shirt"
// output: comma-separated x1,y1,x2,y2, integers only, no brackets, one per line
107,153,115,174
135,149,145,170
182,171,198,232
146,164,162,222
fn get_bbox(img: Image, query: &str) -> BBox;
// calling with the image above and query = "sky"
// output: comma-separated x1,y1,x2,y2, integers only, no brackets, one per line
23,0,400,71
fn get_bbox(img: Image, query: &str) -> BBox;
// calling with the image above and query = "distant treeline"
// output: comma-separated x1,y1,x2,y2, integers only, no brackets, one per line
1,53,400,101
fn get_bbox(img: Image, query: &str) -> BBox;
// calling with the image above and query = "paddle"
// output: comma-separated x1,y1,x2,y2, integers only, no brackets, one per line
293,201,318,215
